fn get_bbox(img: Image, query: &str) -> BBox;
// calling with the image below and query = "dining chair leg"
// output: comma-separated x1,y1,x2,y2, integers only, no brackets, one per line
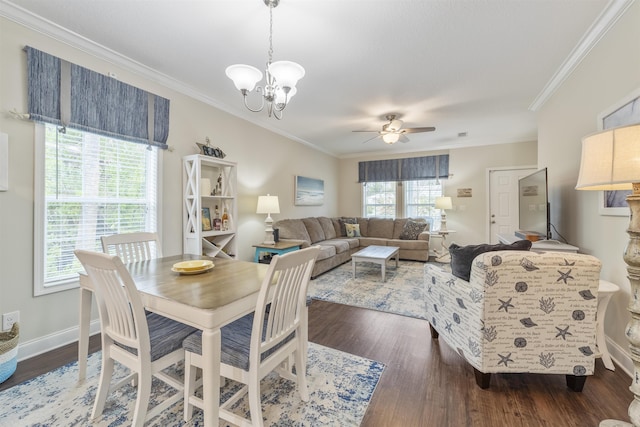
248,377,264,427
91,355,114,419
183,352,197,421
295,339,309,402
132,368,152,427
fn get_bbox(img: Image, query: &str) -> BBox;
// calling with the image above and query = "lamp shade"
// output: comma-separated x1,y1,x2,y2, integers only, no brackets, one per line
435,196,453,210
576,124,640,191
225,64,263,92
268,61,305,89
382,133,400,144
256,194,280,214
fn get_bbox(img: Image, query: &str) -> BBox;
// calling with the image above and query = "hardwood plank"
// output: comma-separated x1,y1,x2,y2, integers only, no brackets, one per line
308,300,632,427
0,300,631,427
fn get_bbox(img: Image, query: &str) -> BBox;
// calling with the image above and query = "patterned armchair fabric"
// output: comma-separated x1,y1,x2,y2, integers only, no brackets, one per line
425,250,601,389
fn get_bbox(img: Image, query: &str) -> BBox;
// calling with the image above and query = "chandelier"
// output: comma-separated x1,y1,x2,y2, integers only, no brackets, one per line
225,0,304,120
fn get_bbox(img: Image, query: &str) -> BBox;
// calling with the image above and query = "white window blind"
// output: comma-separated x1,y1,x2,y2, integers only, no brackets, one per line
34,123,158,295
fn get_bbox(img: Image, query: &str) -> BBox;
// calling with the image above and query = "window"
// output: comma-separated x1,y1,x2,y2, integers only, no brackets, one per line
363,180,443,227
34,123,159,295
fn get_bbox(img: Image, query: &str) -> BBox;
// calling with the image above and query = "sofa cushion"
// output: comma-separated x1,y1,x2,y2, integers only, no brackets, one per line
387,238,428,250
345,223,361,237
367,218,394,239
274,219,311,247
400,220,428,240
449,240,533,281
311,244,336,261
317,217,337,240
331,218,342,237
318,239,350,254
357,217,369,237
302,217,325,244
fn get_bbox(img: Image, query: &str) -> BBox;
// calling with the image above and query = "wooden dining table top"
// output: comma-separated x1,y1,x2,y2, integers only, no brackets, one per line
82,254,271,330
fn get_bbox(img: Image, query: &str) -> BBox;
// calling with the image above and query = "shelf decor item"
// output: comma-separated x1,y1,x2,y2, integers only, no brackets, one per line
0,322,19,384
195,137,226,159
202,207,212,231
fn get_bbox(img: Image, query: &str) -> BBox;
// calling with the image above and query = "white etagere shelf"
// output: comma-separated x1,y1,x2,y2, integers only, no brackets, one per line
183,154,238,259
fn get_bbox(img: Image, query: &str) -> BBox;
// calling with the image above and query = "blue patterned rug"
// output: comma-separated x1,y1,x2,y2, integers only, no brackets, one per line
309,260,428,319
0,343,384,426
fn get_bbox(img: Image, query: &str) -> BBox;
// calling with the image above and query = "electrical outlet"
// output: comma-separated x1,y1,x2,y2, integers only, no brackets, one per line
2,311,19,330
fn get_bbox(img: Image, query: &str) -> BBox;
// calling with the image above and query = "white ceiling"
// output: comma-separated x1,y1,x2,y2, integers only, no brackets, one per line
1,0,624,158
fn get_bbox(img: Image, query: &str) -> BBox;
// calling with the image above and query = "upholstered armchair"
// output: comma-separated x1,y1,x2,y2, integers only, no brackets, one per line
424,250,601,391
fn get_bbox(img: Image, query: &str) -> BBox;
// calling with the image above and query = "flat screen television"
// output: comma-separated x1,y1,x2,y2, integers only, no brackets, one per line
518,168,551,240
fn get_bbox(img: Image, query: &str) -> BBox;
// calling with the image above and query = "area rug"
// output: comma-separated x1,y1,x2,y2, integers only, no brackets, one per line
309,260,430,319
0,343,384,426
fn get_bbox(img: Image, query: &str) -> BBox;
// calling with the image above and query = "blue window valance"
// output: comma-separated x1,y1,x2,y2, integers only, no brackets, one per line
358,154,449,183
26,46,170,149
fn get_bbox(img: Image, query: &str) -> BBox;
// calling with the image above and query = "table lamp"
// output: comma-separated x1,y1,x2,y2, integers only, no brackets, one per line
575,123,640,427
435,196,453,232
256,194,280,245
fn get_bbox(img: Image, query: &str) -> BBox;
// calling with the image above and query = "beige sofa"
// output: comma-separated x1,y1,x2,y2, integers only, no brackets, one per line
273,217,430,278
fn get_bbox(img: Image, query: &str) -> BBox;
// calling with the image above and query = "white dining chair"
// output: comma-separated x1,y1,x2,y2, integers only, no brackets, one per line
100,231,161,263
74,249,196,427
182,246,320,427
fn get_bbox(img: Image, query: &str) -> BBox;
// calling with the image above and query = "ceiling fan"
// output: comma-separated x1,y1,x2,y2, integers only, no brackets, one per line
353,114,436,144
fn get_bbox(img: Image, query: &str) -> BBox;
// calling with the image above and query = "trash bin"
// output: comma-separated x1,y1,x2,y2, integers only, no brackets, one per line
0,322,19,384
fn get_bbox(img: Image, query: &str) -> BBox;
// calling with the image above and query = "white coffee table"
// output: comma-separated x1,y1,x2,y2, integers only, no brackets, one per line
351,245,400,282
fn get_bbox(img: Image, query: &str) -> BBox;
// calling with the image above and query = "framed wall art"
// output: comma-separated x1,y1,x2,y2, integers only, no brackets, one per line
597,87,640,216
294,175,324,206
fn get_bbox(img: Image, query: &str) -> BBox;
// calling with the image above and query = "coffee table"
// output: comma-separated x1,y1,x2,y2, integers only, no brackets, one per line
351,245,400,282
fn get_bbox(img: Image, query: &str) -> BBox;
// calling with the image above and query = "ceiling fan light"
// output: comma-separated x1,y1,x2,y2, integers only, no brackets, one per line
382,133,400,144
225,64,263,92
387,119,403,132
268,60,305,89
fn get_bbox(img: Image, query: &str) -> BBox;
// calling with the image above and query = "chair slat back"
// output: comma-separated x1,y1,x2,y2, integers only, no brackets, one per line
101,232,161,263
251,247,319,359
75,250,150,352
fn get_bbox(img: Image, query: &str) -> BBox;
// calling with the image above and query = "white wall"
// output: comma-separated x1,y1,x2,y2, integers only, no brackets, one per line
0,17,339,353
338,141,537,245
537,1,640,374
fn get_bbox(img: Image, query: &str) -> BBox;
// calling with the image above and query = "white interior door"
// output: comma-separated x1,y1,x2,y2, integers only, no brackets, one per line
488,168,536,243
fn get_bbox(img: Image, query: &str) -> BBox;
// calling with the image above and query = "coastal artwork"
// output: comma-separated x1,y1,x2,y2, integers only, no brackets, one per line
295,175,324,206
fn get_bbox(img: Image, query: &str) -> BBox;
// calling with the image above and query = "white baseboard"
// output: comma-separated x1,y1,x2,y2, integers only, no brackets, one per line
607,335,633,378
16,320,101,362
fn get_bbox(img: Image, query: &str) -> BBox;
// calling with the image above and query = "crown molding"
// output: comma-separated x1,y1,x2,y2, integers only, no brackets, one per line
529,0,636,111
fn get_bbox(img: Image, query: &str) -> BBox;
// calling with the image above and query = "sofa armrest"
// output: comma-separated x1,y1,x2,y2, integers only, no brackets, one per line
417,231,430,243
424,263,486,371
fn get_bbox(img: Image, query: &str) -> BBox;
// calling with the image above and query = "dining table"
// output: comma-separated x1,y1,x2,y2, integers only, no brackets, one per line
78,253,270,427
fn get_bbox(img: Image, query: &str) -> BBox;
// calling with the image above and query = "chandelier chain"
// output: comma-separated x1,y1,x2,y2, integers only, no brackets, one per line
268,4,274,65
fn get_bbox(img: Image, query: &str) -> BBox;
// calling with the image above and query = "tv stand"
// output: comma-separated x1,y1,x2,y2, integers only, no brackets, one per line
497,234,579,253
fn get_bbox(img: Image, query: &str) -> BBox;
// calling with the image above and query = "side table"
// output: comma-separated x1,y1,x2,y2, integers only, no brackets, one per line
597,279,620,371
252,241,302,263
431,230,456,263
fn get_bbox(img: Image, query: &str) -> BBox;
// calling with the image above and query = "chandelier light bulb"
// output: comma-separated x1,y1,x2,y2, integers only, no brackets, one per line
268,60,305,89
225,64,263,92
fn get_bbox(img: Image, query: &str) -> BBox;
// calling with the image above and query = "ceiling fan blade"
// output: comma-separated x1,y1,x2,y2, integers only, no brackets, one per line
399,135,410,143
401,127,436,134
361,134,381,144
352,130,381,133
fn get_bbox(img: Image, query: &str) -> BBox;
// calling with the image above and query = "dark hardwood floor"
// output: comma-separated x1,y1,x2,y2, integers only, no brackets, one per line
0,300,631,426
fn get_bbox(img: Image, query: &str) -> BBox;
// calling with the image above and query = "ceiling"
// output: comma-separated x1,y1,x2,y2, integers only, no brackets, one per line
1,0,621,158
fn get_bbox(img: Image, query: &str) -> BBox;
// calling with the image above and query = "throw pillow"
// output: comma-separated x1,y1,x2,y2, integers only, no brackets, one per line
339,217,358,236
345,223,361,238
449,240,532,281
400,220,428,240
